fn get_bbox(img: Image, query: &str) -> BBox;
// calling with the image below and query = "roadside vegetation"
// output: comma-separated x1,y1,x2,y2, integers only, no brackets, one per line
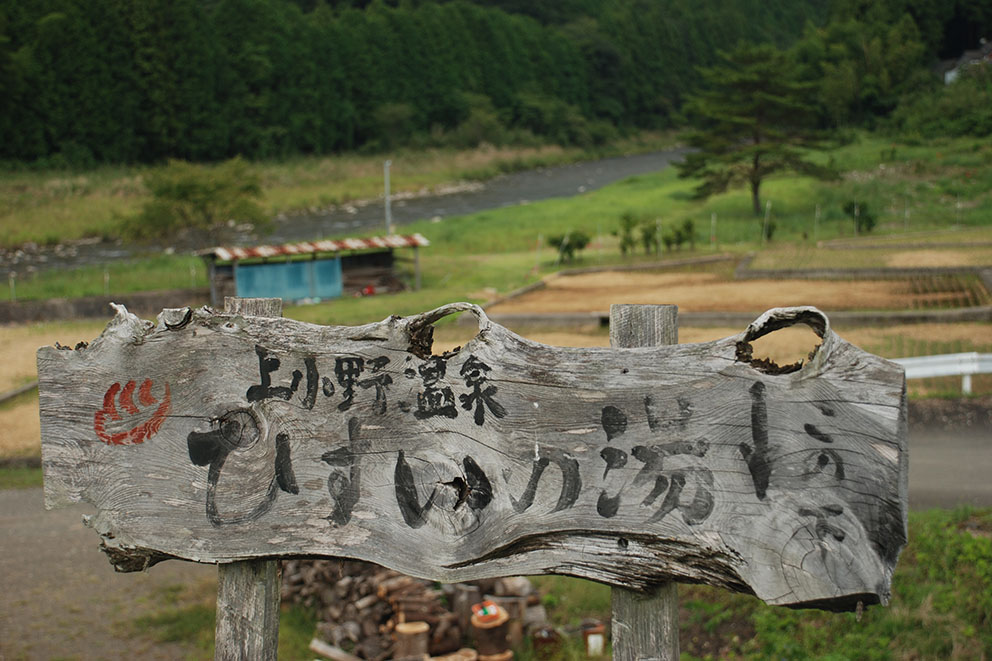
92,507,992,660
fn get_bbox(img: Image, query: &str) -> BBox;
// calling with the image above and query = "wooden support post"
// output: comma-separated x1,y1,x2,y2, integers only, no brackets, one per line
215,296,283,661
609,303,679,661
414,245,421,291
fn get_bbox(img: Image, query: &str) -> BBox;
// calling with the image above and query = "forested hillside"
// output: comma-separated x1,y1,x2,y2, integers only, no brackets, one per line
0,0,988,165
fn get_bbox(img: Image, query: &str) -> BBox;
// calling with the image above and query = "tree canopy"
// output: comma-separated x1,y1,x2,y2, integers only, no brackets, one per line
0,0,829,165
676,43,837,216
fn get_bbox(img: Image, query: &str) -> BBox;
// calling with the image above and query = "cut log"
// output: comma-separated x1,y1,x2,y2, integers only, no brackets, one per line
485,596,527,649
394,621,430,659
471,607,510,656
451,584,481,635
493,577,532,597
310,638,364,661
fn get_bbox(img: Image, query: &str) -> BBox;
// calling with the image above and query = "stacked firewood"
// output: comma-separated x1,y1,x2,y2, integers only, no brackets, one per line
282,559,462,660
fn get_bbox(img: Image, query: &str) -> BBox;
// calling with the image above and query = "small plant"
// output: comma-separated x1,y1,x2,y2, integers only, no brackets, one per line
615,212,639,256
549,231,591,263
661,218,696,251
661,231,675,252
680,218,695,250
843,200,877,233
639,222,658,254
757,218,777,242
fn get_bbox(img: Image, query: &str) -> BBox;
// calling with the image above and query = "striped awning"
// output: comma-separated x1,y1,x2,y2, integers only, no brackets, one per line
201,233,430,262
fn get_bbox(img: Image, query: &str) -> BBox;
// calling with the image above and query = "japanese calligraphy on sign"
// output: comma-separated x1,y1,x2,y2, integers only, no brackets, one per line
37,303,908,611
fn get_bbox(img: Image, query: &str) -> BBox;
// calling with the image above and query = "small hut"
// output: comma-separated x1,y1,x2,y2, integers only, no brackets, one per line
198,233,428,306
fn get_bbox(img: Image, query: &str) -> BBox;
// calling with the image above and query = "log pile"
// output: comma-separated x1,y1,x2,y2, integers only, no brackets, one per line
282,559,463,660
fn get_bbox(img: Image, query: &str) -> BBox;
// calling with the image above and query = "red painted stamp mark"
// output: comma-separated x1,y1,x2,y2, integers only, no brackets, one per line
93,379,171,445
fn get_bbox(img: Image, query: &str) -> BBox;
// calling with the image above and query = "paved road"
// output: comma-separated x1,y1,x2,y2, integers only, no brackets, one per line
1,423,988,659
906,425,992,509
272,149,690,243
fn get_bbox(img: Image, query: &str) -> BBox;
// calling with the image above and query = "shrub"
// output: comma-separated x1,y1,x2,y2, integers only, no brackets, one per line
548,230,591,262
123,158,268,241
843,200,877,233
615,212,639,256
891,66,992,138
640,221,659,254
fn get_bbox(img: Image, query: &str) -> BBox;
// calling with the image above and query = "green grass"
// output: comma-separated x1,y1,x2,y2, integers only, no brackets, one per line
6,132,990,314
7,253,208,302
389,131,992,261
130,581,319,660
0,465,43,489
532,507,992,660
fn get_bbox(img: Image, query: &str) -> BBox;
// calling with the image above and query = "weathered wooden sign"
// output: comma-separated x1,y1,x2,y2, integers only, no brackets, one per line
38,302,907,611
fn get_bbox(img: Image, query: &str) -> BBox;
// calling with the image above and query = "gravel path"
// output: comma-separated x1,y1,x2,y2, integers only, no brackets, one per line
0,488,215,660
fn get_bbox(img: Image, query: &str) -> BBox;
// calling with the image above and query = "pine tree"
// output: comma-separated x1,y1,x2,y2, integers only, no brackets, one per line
676,43,836,216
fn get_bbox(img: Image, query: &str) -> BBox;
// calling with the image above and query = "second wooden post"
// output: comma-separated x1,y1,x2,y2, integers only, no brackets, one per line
609,303,680,661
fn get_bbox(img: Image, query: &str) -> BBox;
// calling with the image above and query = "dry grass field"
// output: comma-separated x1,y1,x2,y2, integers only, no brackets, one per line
0,320,105,458
486,271,989,314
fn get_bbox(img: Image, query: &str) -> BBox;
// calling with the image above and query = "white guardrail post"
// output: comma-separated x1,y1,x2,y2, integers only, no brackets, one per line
892,352,992,395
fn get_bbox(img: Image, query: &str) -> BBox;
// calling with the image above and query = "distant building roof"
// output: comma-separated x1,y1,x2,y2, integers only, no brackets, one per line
200,233,430,262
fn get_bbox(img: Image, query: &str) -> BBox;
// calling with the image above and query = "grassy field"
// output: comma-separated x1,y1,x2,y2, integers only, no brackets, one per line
5,132,992,307
0,134,676,249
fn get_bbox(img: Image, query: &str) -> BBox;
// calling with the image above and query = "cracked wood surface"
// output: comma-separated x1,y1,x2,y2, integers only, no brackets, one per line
37,302,907,611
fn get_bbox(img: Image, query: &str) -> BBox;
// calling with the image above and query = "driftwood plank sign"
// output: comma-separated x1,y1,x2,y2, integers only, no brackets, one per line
38,302,907,611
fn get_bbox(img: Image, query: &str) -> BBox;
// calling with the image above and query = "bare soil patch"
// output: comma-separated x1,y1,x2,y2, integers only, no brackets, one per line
487,271,975,315
885,249,984,268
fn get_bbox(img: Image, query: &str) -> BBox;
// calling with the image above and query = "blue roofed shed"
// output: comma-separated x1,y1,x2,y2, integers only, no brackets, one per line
199,234,428,306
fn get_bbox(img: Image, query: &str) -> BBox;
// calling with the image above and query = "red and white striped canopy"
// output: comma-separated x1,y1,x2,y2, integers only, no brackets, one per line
203,233,429,262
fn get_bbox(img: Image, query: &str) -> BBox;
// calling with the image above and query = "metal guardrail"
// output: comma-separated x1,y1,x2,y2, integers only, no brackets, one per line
893,352,992,394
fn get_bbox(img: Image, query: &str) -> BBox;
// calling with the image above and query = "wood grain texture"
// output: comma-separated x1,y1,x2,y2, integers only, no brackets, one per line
610,305,679,661
224,297,282,317
608,304,677,347
611,583,678,661
215,558,280,661
37,302,908,611
213,298,282,661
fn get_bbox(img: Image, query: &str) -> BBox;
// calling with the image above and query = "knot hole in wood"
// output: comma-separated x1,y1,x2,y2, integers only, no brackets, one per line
406,302,490,360
736,307,828,375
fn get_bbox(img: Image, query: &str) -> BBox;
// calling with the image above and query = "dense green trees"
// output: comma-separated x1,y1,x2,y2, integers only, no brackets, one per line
0,0,988,166
891,65,992,137
0,0,826,165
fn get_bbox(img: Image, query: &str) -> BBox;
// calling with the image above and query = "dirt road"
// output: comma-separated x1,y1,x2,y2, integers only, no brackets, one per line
0,490,215,660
